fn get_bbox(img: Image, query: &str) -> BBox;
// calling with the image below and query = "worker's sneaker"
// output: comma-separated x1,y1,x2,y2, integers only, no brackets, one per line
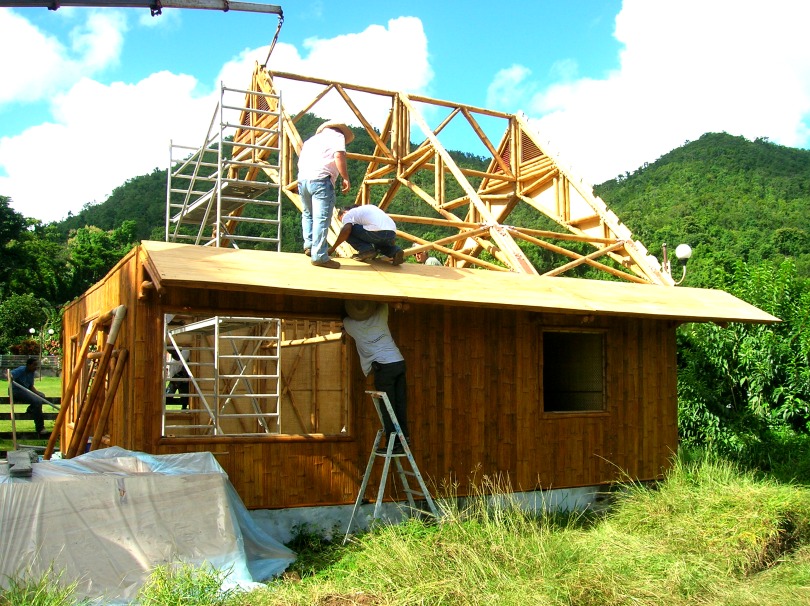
311,259,340,269
303,248,311,256
392,249,405,266
39,428,49,435
352,249,377,261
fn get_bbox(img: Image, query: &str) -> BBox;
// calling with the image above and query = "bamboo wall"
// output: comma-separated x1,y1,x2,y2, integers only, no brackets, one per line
61,247,678,510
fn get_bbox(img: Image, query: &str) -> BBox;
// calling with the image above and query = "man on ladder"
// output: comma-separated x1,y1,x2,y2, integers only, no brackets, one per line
342,300,439,543
342,300,409,453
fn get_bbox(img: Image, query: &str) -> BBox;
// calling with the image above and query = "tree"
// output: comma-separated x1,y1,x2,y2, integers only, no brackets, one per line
0,196,27,299
0,293,50,354
678,259,810,451
63,221,139,300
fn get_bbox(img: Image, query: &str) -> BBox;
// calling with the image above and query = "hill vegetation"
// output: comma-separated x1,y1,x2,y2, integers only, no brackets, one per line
595,132,810,284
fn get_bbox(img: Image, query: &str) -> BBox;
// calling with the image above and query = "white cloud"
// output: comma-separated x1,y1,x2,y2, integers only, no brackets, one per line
69,10,127,72
0,14,433,223
500,0,810,184
0,72,215,222
0,8,126,105
486,64,535,110
217,17,433,128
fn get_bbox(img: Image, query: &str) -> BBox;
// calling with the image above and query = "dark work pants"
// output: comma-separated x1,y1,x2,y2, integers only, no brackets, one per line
13,389,44,432
166,368,190,409
371,360,409,439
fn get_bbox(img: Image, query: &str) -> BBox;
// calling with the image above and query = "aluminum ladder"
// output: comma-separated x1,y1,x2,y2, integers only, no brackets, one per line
343,390,440,543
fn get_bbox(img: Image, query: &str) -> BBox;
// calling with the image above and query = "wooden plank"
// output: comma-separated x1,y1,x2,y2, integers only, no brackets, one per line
140,241,780,324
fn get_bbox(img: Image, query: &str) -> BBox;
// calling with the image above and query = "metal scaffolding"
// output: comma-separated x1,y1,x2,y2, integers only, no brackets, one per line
163,316,282,437
166,82,283,249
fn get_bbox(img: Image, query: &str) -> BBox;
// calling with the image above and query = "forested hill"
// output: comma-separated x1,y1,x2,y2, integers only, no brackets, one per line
51,130,810,288
594,132,810,285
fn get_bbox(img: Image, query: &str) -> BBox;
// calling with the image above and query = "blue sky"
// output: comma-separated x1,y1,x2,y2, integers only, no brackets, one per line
1,0,809,223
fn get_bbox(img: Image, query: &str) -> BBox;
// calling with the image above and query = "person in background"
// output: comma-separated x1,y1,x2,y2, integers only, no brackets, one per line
412,245,442,266
342,300,410,453
9,357,49,435
329,204,404,265
166,348,190,409
297,120,355,269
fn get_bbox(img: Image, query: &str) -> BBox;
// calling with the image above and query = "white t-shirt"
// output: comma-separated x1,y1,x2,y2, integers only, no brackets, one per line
297,129,346,182
341,205,396,232
166,349,190,378
343,304,404,376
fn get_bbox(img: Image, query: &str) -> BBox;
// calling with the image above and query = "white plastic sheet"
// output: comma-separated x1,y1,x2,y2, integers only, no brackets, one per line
0,447,295,604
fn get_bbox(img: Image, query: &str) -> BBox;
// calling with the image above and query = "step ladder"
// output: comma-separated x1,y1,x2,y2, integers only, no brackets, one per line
343,390,440,544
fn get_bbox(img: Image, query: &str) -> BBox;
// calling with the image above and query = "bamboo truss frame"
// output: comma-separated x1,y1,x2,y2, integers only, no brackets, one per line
227,65,673,285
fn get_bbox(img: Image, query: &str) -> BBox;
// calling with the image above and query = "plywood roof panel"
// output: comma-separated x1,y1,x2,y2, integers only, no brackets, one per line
141,241,779,324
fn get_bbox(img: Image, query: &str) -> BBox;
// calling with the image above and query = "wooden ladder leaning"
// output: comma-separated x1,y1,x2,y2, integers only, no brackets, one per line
343,390,440,544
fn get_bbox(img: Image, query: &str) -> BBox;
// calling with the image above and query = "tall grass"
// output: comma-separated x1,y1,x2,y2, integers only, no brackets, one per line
137,562,235,605
240,454,810,606
0,566,90,606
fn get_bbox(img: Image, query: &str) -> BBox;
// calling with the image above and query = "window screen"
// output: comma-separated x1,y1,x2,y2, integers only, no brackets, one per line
543,331,605,412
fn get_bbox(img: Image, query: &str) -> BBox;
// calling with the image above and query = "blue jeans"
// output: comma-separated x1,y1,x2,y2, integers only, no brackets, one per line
299,177,335,263
347,225,400,258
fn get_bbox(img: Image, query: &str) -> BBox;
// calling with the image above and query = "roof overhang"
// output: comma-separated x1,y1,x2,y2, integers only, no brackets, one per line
140,241,779,325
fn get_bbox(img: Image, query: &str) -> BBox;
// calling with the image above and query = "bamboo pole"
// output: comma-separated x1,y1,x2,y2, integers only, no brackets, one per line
66,305,127,458
279,332,342,348
44,320,97,459
90,348,129,451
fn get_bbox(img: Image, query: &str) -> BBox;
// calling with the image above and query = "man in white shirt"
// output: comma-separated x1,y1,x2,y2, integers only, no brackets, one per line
342,300,410,453
329,204,405,265
298,120,354,269
412,245,442,266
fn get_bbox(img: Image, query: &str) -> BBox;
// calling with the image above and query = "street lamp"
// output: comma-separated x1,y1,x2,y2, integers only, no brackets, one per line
28,326,55,379
661,242,693,286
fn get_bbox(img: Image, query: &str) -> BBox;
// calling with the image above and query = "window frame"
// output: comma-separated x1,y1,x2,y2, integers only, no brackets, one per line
541,328,607,415
159,313,351,440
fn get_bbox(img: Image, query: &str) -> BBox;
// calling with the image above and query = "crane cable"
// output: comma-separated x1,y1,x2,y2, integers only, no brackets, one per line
261,10,284,68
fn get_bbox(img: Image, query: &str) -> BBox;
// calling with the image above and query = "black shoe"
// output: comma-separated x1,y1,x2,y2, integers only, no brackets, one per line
392,249,405,266
352,249,377,261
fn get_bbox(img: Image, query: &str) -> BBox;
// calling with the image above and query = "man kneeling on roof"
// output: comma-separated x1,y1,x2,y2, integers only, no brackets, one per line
329,204,405,265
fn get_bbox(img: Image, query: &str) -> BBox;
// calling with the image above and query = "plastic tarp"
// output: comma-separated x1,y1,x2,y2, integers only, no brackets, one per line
0,447,295,604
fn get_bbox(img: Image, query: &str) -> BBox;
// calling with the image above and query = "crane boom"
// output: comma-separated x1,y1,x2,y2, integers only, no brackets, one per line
0,0,282,17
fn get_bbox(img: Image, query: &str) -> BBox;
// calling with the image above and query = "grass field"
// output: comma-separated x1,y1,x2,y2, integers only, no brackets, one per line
1,375,62,398
1,375,61,449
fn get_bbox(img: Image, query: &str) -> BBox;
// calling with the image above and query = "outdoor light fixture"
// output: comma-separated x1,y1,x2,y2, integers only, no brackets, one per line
661,242,693,286
28,326,55,379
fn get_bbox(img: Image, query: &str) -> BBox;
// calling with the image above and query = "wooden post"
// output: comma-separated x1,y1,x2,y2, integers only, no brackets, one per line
6,370,17,452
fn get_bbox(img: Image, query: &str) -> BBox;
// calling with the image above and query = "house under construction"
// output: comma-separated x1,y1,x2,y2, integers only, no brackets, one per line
55,65,779,511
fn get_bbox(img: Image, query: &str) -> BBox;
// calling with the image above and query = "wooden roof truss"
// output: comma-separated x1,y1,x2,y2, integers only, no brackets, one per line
187,65,673,285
